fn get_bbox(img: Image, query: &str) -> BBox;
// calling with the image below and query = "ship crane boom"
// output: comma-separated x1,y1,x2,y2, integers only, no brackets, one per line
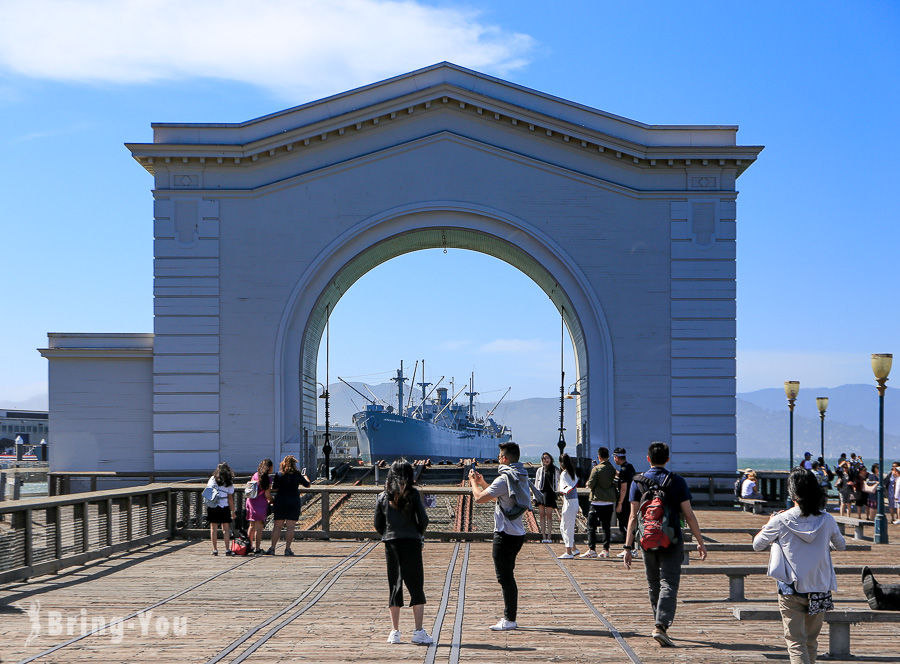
485,387,512,421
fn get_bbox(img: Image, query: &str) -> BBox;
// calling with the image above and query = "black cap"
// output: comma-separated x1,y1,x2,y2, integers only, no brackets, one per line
613,447,626,456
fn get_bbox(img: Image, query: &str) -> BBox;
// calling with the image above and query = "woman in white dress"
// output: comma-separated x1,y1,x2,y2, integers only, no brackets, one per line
557,453,580,559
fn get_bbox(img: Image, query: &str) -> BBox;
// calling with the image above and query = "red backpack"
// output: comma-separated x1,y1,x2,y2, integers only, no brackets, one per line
634,472,678,551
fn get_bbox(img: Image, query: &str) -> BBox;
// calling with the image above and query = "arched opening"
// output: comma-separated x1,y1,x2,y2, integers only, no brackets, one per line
275,203,615,466
314,248,578,462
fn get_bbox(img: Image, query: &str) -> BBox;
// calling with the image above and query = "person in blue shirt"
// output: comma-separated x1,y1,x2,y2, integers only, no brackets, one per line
622,441,706,647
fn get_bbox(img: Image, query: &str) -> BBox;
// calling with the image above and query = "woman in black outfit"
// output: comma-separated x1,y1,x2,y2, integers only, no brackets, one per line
533,452,559,543
374,460,432,645
268,455,310,556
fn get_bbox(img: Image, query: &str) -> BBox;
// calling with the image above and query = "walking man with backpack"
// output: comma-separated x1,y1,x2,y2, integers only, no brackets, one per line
469,442,531,631
623,441,707,647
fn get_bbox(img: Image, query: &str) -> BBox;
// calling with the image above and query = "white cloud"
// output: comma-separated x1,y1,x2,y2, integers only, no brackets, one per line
479,339,547,354
0,0,535,100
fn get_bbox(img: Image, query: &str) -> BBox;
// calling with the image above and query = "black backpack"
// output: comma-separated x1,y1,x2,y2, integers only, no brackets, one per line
734,474,745,498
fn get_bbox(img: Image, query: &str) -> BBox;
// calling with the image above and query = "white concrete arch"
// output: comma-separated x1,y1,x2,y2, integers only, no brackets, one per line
274,201,616,462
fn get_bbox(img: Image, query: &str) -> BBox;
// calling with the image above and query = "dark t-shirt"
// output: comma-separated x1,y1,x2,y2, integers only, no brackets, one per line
629,467,691,540
617,462,636,501
273,471,310,502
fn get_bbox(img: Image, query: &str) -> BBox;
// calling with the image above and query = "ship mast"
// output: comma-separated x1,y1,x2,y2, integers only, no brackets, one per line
417,359,432,402
391,362,407,413
466,371,478,420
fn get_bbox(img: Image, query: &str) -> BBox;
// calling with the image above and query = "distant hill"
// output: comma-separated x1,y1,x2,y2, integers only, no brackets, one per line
0,394,49,411
12,382,898,462
323,381,899,460
738,384,898,437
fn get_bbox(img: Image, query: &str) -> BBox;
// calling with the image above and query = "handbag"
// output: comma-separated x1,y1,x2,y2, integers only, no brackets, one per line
230,533,250,556
245,478,259,499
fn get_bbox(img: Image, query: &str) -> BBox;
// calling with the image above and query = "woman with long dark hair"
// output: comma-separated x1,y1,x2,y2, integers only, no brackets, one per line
269,455,310,556
246,458,274,554
557,453,580,559
374,459,432,645
753,467,846,664
533,452,559,543
206,462,235,556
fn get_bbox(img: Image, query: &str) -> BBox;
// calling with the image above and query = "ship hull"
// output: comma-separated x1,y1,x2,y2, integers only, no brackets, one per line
353,410,511,463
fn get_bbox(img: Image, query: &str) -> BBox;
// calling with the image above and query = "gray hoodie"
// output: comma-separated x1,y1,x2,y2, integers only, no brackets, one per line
486,462,530,535
752,507,846,593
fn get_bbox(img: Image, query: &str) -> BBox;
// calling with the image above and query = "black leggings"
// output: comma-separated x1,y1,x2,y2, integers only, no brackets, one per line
384,538,426,607
492,531,525,621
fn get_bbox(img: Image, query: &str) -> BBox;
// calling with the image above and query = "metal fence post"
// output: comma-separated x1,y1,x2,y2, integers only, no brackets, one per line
55,505,63,560
321,490,330,538
147,492,154,536
81,500,90,552
126,496,133,541
105,498,113,546
24,507,33,569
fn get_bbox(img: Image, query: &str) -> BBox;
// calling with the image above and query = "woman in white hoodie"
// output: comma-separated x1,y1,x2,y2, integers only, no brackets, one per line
753,468,846,664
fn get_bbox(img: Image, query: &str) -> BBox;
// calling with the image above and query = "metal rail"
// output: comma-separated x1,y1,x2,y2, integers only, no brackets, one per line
205,543,374,664
547,542,644,663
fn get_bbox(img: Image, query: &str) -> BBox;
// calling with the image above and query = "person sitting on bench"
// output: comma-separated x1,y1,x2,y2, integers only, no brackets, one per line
741,470,763,500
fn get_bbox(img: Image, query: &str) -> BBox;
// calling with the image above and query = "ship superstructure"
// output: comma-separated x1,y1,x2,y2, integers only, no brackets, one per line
351,363,511,463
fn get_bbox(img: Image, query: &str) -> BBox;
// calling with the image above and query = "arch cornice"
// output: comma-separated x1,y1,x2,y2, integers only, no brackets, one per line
273,200,616,457
128,83,762,177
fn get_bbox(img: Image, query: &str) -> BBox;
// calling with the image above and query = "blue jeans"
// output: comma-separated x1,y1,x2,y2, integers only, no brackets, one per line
641,539,684,628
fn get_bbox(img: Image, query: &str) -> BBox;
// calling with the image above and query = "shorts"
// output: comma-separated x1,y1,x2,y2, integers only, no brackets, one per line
273,497,301,521
207,506,232,524
541,489,558,510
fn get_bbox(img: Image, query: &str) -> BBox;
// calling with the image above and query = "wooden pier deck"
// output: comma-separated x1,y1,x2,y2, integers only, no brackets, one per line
2,508,900,663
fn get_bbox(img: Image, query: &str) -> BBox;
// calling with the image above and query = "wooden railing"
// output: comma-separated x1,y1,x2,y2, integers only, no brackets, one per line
0,484,172,584
1,472,795,584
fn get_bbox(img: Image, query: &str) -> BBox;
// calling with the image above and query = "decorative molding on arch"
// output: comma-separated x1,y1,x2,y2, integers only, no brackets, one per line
273,200,616,460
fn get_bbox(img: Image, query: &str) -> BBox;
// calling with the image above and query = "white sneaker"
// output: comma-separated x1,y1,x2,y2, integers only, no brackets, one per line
616,550,627,557
387,630,401,644
599,549,610,559
558,552,574,559
411,629,433,645
490,619,517,631
579,550,598,558
572,548,580,555
541,538,551,543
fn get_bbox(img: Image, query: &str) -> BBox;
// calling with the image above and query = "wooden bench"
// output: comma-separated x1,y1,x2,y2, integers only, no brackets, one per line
738,498,766,514
679,542,871,566
734,605,900,657
681,565,900,601
833,515,876,540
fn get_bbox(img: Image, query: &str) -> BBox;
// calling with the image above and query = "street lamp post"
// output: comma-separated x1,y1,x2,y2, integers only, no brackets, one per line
784,381,800,508
319,306,333,481
557,307,567,455
566,377,587,460
872,353,892,544
816,397,829,462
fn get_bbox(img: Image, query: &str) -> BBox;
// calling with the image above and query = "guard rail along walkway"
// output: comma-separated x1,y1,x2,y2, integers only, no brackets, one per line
0,482,584,584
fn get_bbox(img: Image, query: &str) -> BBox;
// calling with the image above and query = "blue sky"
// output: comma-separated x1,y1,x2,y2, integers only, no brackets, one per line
1,1,898,409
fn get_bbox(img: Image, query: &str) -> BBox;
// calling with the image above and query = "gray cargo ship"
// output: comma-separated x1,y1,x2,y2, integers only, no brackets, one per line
351,363,512,463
